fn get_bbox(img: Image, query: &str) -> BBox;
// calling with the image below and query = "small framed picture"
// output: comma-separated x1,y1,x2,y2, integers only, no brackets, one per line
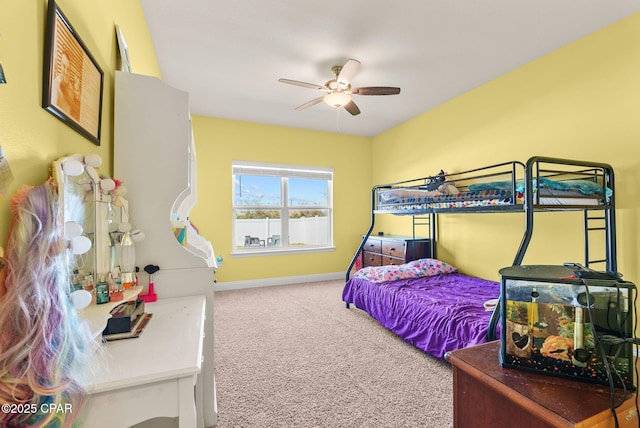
115,24,132,73
42,0,104,145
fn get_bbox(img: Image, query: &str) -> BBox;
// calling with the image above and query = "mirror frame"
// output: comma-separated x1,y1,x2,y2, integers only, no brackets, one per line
53,154,126,282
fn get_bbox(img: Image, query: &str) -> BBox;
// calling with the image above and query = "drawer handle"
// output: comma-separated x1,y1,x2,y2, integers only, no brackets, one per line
389,247,395,251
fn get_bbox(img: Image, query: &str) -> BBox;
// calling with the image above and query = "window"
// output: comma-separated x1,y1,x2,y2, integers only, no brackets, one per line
232,161,333,254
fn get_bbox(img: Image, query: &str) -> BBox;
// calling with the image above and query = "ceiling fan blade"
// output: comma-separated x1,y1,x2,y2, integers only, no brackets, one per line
295,96,325,111
337,59,361,86
343,100,361,116
278,78,327,91
352,86,401,96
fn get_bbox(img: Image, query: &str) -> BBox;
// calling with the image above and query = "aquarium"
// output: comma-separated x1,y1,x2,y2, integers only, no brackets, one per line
499,265,635,389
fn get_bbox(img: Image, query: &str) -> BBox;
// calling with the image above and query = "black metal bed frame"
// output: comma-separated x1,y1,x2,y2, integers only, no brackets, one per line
345,156,617,342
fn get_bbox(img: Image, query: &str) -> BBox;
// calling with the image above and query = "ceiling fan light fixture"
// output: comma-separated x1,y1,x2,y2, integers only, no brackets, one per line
279,59,400,116
323,91,351,108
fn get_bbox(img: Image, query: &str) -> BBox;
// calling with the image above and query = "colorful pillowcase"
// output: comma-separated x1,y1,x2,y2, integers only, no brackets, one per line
406,258,458,276
353,258,457,283
353,264,422,283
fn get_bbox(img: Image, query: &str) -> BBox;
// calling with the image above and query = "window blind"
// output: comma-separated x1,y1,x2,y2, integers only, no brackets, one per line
232,161,332,180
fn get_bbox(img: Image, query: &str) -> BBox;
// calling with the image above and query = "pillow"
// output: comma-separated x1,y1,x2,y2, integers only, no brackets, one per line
540,178,610,196
353,259,458,283
470,178,611,197
353,264,423,283
517,178,612,197
406,258,458,276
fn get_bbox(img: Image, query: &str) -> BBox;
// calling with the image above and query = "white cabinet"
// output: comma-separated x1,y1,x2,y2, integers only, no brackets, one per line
114,71,217,427
114,72,215,269
80,296,206,428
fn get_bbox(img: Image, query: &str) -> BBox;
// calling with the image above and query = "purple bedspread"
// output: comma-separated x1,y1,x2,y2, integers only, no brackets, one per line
342,273,500,358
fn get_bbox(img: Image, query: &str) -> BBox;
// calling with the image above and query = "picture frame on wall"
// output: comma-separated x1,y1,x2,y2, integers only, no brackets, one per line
42,0,104,146
115,24,132,73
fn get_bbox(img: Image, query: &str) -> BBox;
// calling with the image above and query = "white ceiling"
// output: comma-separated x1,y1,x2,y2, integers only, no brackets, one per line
140,1,640,137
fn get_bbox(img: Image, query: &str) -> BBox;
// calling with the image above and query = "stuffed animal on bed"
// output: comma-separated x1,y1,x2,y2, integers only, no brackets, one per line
437,180,459,195
426,170,460,195
425,170,446,191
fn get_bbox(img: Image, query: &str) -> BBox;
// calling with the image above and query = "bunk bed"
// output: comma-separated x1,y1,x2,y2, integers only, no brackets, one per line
343,156,617,358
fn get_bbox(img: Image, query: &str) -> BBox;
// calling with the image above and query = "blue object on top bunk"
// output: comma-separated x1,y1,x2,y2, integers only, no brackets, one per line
467,177,612,197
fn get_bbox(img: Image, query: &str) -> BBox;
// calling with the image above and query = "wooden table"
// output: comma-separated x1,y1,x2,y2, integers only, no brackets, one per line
79,295,206,428
445,341,639,428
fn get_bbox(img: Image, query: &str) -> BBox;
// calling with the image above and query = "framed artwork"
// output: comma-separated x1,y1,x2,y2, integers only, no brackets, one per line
115,24,132,73
42,0,104,145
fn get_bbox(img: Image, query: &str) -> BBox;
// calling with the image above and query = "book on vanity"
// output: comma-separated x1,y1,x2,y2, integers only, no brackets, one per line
103,298,145,335
102,312,153,341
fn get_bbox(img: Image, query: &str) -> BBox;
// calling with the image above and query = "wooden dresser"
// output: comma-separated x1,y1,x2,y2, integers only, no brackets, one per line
361,234,431,267
445,341,639,428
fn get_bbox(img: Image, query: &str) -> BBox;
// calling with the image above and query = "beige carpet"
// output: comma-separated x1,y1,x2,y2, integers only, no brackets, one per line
213,280,453,428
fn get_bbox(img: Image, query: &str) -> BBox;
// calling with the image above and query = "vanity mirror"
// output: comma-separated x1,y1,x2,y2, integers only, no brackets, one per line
52,154,97,284
53,154,142,337
52,154,131,286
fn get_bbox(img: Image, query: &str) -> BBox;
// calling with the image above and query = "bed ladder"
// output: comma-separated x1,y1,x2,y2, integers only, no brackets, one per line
584,210,616,272
412,213,436,260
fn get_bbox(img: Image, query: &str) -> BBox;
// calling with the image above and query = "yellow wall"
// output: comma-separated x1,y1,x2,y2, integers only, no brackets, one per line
372,12,640,283
190,117,371,282
2,3,638,288
192,13,640,284
0,0,159,247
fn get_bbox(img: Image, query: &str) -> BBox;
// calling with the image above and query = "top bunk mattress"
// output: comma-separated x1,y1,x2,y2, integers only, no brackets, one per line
377,187,519,211
376,164,612,213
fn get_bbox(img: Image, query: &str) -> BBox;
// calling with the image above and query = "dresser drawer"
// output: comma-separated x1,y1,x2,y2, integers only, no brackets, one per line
362,252,382,267
363,238,382,253
359,235,431,268
382,255,404,266
382,240,406,258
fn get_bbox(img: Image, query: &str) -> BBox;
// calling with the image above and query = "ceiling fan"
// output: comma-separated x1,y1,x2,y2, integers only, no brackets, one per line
278,59,401,116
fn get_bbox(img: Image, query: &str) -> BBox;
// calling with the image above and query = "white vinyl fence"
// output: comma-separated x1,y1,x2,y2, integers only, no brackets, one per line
235,217,330,247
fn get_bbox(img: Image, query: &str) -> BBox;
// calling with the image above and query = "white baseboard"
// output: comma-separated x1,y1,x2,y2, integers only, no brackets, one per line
215,272,345,291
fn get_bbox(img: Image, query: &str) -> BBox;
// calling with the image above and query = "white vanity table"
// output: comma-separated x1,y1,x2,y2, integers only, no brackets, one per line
51,69,219,428
79,295,206,428
54,146,217,428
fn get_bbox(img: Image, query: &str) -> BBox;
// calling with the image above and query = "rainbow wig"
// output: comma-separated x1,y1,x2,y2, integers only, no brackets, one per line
0,182,97,428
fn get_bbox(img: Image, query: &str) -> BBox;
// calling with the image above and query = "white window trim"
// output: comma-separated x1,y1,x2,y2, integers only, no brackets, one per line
232,160,334,256
232,160,333,180
231,246,336,258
